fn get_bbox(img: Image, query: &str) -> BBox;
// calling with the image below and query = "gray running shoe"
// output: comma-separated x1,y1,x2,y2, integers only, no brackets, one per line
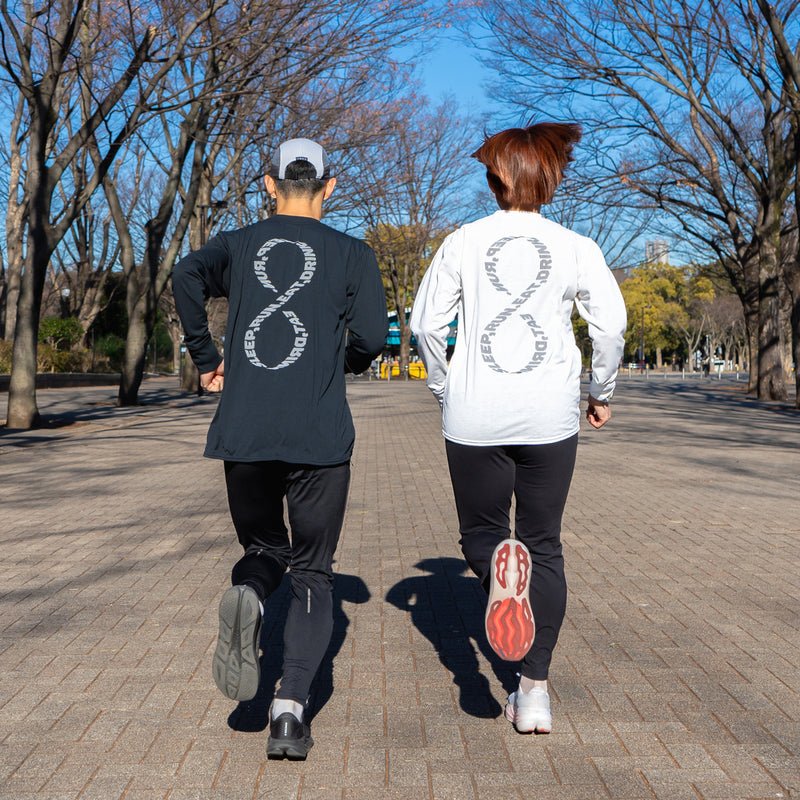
212,585,262,701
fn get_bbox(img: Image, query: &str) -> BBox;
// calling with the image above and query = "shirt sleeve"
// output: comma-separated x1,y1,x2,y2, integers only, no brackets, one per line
573,238,627,402
409,232,462,406
343,243,389,374
171,234,231,373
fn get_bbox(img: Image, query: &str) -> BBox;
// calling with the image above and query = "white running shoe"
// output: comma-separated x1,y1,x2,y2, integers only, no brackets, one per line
505,686,551,733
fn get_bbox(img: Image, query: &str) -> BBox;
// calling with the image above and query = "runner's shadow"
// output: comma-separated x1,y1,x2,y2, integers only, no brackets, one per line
227,572,369,732
310,572,370,719
385,557,515,718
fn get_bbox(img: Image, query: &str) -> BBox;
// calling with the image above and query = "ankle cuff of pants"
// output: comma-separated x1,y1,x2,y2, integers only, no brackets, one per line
519,664,549,681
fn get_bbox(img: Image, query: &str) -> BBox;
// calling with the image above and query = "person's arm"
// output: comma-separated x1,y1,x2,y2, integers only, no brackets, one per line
573,238,627,422
171,235,231,386
343,244,389,374
409,233,461,407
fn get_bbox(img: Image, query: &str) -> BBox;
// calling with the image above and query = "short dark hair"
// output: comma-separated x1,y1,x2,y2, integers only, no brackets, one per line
273,159,329,199
471,122,582,211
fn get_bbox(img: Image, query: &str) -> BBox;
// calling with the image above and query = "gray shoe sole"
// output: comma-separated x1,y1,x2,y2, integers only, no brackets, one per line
212,585,262,701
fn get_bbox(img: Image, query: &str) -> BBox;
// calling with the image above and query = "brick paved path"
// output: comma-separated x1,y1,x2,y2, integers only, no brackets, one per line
1,376,798,799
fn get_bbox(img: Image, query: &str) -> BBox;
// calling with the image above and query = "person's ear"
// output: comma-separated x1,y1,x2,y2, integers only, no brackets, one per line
264,174,278,198
322,177,337,201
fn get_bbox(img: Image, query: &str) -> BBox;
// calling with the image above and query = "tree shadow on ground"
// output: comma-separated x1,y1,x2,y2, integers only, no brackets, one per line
227,571,369,732
385,557,516,719
0,385,210,439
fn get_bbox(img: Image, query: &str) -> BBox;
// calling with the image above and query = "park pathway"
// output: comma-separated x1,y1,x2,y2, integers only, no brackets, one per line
0,376,798,799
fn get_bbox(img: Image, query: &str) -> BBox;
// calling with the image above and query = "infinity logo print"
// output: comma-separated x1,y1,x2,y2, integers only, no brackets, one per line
244,238,316,370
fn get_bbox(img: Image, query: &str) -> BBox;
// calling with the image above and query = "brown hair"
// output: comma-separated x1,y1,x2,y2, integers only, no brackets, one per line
471,122,582,211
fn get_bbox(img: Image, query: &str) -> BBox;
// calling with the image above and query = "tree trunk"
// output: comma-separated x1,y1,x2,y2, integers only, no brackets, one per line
683,329,704,372
180,355,200,393
744,312,758,391
780,285,793,379
2,264,22,343
171,330,181,375
399,321,411,374
3,95,26,343
756,242,788,401
7,103,56,428
118,299,150,406
6,250,47,427
0,262,4,336
732,257,760,393
787,264,800,409
792,303,800,410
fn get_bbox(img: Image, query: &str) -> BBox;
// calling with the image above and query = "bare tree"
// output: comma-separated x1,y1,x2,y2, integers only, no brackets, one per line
351,96,479,370
546,171,655,271
0,0,231,428
704,291,748,368
475,0,795,401
48,159,122,347
100,0,433,405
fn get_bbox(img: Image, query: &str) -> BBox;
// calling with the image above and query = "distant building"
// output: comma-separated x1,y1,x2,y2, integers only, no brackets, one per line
645,239,669,264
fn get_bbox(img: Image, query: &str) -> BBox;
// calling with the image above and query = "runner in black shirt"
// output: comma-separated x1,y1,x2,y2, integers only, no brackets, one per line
173,138,387,759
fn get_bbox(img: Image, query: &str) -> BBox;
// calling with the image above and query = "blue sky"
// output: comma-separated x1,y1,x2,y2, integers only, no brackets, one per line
412,31,494,113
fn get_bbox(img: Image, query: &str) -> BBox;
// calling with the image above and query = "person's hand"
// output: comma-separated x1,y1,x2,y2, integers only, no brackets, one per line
201,360,224,392
586,394,611,429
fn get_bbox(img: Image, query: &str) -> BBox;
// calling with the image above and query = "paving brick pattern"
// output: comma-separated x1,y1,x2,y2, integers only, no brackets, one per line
1,376,798,799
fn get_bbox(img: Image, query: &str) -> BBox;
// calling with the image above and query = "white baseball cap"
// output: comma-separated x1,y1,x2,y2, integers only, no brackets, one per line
268,138,330,179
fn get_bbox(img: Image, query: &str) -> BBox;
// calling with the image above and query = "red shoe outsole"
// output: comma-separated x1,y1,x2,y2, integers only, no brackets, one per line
486,597,534,660
486,540,535,661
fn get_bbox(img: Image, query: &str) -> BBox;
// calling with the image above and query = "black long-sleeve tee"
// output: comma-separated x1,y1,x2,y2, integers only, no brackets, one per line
172,214,388,465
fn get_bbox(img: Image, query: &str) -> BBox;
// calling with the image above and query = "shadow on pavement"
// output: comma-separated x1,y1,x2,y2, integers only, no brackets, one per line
619,376,798,419
227,572,369,732
385,557,516,719
0,379,213,443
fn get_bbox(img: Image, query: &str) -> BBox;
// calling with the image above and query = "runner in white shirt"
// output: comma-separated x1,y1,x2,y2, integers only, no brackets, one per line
411,122,626,734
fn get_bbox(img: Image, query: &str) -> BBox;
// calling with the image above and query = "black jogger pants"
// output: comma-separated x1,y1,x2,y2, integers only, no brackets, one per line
224,459,350,704
445,435,578,680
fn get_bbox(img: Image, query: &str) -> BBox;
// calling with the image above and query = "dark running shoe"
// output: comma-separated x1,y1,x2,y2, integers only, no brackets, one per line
485,539,535,661
267,712,314,760
212,585,262,701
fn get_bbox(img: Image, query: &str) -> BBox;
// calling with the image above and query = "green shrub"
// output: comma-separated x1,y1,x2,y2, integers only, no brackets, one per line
1,338,98,374
39,316,84,349
96,333,125,359
95,333,125,370
36,344,91,373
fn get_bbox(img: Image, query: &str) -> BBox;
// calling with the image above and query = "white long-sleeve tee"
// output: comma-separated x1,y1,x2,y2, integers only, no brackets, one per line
410,210,627,445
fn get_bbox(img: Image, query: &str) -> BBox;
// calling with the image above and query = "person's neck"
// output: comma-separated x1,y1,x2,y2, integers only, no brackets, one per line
274,195,323,220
